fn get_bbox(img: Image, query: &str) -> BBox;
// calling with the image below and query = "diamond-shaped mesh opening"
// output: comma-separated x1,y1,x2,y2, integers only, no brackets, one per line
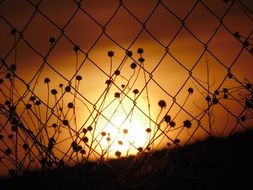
84,0,120,25
105,7,143,46
39,0,77,28
122,1,158,22
0,0,34,30
146,4,182,45
23,12,60,55
232,50,253,80
208,26,243,66
4,39,44,82
0,20,14,57
64,10,102,52
168,27,205,70
162,0,198,20
185,1,220,43
201,0,230,18
223,2,253,34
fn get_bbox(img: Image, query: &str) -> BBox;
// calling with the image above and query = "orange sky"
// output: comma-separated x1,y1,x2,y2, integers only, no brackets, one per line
0,0,253,176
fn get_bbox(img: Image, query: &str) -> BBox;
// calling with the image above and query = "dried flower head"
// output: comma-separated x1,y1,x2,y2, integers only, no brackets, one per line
51,89,58,95
214,90,219,95
25,104,32,110
108,51,114,57
22,143,29,150
183,119,192,128
212,98,219,104
65,86,71,92
146,128,151,133
10,29,16,35
10,64,16,71
76,75,82,81
106,137,111,141
74,45,80,52
133,89,139,95
62,119,69,126
5,148,12,155
67,102,74,109
137,48,144,54
223,88,228,93
123,129,128,134
35,100,41,106
130,62,137,69
126,50,133,57
87,126,93,131
241,115,246,122
169,121,176,127
138,57,145,63
206,96,211,102
106,79,112,85
114,70,120,76
114,92,120,98
164,115,171,123
5,100,11,106
83,128,88,134
49,37,55,44
158,100,166,108
188,87,194,94
82,136,89,143
30,96,36,101
233,32,240,39
243,40,249,47
115,151,121,157
246,83,252,90
227,72,233,79
44,77,50,84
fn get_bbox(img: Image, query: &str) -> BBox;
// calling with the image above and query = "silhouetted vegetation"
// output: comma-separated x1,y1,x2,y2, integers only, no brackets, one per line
1,1,253,189
1,129,253,190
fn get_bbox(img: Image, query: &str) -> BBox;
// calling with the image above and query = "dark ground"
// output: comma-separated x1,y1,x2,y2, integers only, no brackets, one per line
1,130,253,190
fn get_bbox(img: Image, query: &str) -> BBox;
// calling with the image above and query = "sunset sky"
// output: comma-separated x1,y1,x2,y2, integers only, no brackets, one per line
0,0,252,176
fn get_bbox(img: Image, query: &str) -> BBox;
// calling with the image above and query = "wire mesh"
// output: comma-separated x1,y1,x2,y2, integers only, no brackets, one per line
0,0,252,177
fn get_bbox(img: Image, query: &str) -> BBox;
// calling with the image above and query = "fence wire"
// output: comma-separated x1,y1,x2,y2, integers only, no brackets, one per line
0,0,252,177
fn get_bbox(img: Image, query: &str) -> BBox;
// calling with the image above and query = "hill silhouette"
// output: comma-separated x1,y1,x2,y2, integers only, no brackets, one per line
0,130,253,190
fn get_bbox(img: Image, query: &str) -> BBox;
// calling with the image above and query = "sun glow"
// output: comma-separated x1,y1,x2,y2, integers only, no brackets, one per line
98,113,148,157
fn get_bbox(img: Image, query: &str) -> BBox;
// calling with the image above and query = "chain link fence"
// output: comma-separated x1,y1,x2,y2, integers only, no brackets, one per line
0,0,252,177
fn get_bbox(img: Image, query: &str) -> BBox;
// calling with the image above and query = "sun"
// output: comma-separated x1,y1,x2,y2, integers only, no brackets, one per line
98,111,149,158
